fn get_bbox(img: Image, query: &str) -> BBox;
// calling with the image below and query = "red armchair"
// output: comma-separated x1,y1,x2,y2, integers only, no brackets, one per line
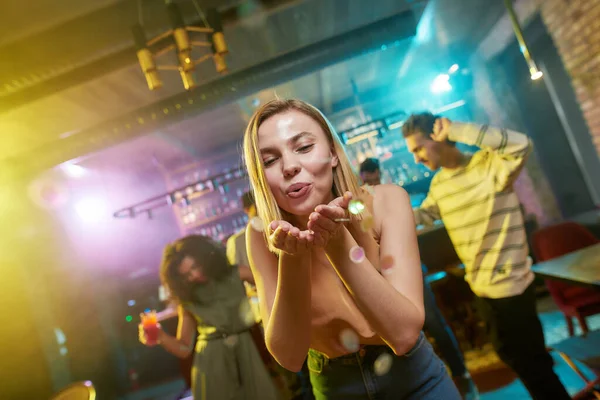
532,221,600,336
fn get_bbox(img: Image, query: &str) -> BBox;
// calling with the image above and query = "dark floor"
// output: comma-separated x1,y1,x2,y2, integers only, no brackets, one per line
474,295,600,399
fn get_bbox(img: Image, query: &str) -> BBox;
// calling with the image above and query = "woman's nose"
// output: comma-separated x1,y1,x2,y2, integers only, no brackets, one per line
282,157,301,178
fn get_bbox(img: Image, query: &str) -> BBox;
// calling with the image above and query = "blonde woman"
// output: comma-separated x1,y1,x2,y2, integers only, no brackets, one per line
243,99,460,399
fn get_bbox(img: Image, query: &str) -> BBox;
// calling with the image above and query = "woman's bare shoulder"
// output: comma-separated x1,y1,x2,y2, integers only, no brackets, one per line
369,184,410,211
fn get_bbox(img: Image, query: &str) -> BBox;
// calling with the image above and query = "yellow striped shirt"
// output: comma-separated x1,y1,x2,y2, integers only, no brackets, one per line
414,122,534,299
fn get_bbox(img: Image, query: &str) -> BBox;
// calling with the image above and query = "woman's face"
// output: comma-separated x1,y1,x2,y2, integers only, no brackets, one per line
178,255,208,284
258,110,338,218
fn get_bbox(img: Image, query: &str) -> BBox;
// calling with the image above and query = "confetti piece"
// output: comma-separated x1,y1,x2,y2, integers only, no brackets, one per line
348,199,365,215
250,216,264,232
339,329,360,352
349,246,366,263
28,178,69,210
238,300,256,327
360,215,374,231
381,254,395,275
223,335,239,347
334,218,351,222
373,353,393,376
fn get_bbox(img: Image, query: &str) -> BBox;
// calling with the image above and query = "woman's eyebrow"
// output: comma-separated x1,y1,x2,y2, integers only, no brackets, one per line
259,131,315,154
288,131,314,144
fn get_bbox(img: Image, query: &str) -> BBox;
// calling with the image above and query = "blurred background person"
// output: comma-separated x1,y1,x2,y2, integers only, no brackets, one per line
227,191,259,319
360,157,478,399
358,157,381,187
404,113,570,400
139,235,280,399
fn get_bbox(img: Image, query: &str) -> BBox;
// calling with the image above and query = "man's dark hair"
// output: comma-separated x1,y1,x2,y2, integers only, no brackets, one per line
359,158,380,174
402,112,456,146
160,235,230,304
241,191,254,209
402,112,438,138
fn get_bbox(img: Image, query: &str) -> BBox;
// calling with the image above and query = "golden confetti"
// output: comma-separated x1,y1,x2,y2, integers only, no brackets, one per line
360,215,374,231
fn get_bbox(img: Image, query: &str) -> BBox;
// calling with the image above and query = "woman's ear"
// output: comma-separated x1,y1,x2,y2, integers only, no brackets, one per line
330,150,339,168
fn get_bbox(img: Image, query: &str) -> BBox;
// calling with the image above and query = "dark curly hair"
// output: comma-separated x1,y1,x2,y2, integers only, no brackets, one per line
160,235,231,304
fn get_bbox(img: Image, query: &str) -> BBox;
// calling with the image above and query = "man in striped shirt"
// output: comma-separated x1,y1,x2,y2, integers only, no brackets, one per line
403,113,570,400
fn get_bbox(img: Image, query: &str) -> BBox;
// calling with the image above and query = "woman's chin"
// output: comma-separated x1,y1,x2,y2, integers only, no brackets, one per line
283,204,313,218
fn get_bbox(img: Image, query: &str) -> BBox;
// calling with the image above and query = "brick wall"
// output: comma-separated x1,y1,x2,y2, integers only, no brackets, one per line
538,0,600,156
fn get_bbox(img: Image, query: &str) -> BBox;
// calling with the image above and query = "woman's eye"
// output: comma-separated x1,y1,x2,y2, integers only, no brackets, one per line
263,158,277,167
297,144,314,153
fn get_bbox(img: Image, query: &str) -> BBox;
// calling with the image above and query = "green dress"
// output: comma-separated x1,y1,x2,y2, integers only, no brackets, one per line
183,266,281,400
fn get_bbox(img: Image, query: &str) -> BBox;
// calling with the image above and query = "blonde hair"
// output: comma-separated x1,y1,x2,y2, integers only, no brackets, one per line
243,99,362,253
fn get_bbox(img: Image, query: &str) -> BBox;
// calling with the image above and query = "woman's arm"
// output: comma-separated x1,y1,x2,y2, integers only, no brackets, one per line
246,223,312,372
157,305,197,359
324,185,424,355
435,118,533,190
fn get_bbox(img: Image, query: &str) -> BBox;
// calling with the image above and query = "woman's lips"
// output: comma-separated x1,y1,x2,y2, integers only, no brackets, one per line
287,184,312,199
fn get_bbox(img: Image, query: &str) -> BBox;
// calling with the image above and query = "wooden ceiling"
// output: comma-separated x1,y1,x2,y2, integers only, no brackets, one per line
0,0,508,180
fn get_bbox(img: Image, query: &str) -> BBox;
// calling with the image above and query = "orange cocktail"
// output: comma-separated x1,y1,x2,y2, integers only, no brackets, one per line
141,310,160,345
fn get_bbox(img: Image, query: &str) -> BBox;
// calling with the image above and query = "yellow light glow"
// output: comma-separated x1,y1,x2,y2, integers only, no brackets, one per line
530,70,543,80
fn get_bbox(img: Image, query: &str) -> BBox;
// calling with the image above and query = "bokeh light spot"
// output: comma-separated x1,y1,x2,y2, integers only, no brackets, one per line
381,254,395,275
374,353,393,376
250,216,264,232
239,299,256,327
360,215,374,232
223,335,239,347
348,199,366,215
339,329,360,352
349,246,366,263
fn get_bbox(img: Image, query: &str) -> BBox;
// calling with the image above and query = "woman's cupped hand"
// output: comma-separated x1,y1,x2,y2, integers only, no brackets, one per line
268,191,353,254
308,191,352,247
269,220,314,255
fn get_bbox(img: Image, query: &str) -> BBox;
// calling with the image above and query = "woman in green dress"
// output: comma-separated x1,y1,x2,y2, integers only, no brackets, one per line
138,234,280,400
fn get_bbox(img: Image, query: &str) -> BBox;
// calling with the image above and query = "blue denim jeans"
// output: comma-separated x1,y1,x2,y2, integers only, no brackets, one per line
307,332,461,400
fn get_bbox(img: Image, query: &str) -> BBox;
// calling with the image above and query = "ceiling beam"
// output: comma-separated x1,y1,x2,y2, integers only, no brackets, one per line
0,10,417,181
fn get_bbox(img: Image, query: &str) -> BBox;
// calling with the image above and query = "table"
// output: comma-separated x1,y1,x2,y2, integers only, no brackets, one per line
531,243,600,289
416,223,461,272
